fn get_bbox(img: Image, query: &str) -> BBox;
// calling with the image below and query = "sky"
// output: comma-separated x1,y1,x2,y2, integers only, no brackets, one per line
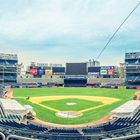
0,0,140,67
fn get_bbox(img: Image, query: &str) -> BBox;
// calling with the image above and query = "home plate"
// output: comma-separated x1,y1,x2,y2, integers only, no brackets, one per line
56,111,82,118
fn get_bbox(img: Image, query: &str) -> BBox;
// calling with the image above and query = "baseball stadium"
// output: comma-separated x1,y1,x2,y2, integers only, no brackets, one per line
0,51,139,140
0,1,140,140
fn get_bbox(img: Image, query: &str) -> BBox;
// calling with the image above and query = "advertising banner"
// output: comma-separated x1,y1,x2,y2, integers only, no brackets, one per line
136,86,140,90
45,69,53,76
88,67,100,75
101,66,114,70
107,69,114,75
118,86,126,90
88,72,100,75
30,69,38,75
38,69,45,75
100,69,107,75
52,67,65,75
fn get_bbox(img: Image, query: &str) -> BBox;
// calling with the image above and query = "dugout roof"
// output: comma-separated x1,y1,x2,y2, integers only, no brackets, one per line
0,98,26,116
111,100,140,117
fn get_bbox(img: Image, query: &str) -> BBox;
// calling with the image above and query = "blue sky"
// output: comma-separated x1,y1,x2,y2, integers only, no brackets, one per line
0,0,140,67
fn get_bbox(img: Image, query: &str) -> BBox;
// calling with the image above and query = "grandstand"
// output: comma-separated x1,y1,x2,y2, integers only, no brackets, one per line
125,52,140,84
0,53,139,139
0,104,140,139
0,53,18,86
0,89,139,140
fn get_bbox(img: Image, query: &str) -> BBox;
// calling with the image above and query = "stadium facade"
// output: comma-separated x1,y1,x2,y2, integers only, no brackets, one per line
27,62,120,78
125,52,140,84
0,53,18,85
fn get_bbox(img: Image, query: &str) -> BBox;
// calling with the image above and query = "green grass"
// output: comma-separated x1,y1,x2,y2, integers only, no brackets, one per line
41,98,102,111
13,88,135,125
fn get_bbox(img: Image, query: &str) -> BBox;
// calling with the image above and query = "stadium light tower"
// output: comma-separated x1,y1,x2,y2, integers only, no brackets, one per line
2,62,4,88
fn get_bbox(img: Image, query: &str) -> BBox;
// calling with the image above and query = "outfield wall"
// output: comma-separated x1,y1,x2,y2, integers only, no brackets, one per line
17,76,124,85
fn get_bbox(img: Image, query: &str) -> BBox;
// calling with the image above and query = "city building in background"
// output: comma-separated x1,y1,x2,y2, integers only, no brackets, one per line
125,52,140,84
0,53,18,85
87,59,100,67
119,63,125,78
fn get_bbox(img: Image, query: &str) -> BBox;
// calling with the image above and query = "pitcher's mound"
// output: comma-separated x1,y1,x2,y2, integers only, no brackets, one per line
66,102,77,106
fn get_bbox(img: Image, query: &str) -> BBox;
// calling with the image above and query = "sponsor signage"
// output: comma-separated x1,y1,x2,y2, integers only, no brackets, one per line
37,63,48,67
88,67,100,75
107,69,114,75
100,70,107,75
50,64,62,67
136,86,140,90
53,72,65,75
45,69,53,76
118,86,126,90
100,66,115,75
88,72,100,75
101,66,114,70
30,69,38,75
38,69,45,75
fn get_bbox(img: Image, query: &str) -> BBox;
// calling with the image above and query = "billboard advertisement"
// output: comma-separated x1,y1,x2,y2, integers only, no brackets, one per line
100,66,114,76
101,66,114,70
30,69,38,75
38,69,45,75
107,69,114,75
66,63,87,75
100,69,107,75
88,67,100,75
45,69,53,76
52,67,65,75
50,64,62,67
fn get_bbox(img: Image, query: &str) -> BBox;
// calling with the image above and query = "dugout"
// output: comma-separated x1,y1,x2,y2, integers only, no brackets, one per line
64,77,87,87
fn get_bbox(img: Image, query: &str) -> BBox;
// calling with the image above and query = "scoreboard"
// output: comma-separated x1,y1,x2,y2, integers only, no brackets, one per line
66,63,87,75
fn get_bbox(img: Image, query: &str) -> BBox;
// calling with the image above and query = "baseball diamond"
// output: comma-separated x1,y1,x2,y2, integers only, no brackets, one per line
13,88,135,126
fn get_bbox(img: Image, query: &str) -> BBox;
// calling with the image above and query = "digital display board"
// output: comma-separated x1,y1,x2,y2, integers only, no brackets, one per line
38,69,45,75
101,66,114,70
100,69,108,75
66,63,87,75
88,67,100,75
107,69,114,75
52,67,65,75
100,66,115,76
30,69,38,75
45,69,53,76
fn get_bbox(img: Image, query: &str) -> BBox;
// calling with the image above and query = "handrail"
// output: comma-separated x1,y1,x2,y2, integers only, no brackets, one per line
6,134,38,140
0,132,5,140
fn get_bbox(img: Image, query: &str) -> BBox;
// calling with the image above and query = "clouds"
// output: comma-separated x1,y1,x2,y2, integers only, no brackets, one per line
0,0,140,66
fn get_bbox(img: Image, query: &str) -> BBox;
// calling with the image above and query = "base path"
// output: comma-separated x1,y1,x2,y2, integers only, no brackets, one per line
29,95,120,113
38,103,60,112
135,91,140,100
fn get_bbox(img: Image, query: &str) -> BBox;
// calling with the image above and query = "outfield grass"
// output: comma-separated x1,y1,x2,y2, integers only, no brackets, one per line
13,88,135,125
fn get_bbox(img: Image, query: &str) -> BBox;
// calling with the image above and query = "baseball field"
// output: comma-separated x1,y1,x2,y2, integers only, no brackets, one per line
13,88,135,125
